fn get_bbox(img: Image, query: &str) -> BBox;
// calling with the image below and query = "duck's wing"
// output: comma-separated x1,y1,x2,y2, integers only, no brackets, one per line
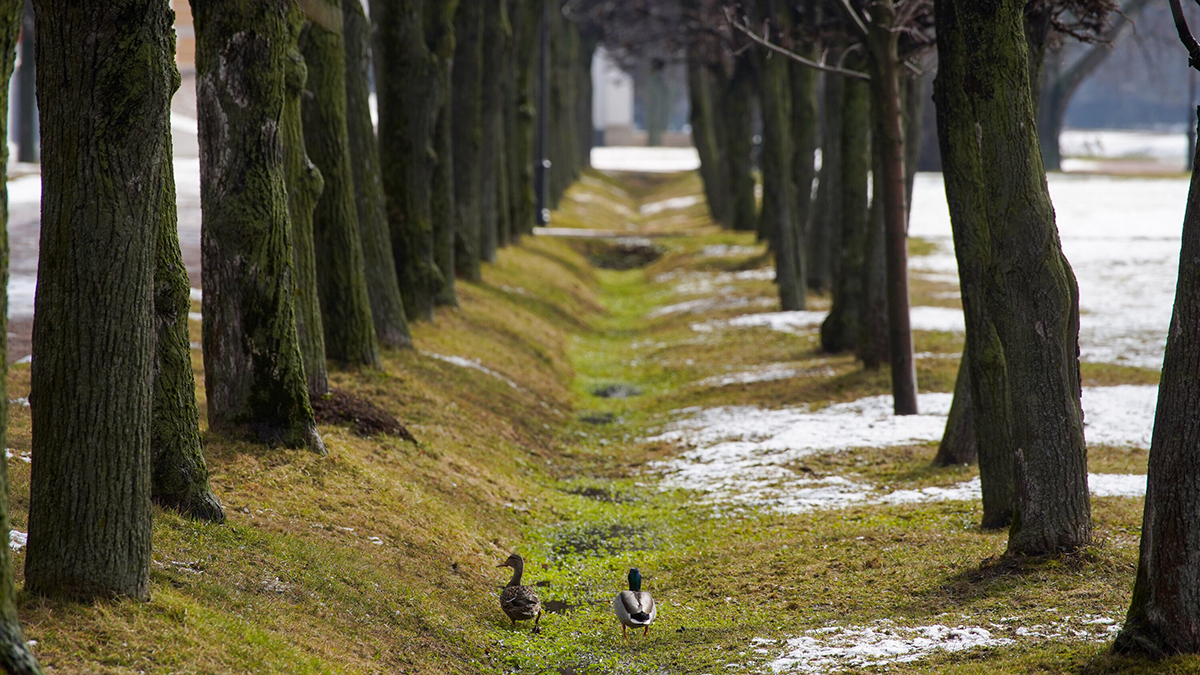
501,585,542,619
615,590,655,625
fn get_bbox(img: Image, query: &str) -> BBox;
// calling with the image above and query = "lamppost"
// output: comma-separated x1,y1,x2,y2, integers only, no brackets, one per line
534,0,551,225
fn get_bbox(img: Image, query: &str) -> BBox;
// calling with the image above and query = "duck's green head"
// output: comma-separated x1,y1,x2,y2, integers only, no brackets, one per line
628,568,642,592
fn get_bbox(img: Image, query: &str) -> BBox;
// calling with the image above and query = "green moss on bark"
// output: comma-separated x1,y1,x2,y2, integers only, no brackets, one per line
193,0,325,454
452,0,484,280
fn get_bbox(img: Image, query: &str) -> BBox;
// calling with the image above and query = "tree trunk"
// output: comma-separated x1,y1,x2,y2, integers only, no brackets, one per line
0,2,42,669
820,69,869,353
865,5,918,415
371,0,443,320
647,66,666,147
509,0,538,237
496,0,516,249
721,57,758,233
13,0,32,164
689,59,731,227
153,99,225,523
300,13,381,367
902,74,923,217
343,0,412,349
790,48,819,270
809,69,843,292
547,10,579,208
859,144,889,369
452,0,484,280
26,0,168,601
935,350,978,466
934,0,1091,551
576,32,597,169
282,4,330,398
1115,107,1200,658
753,3,803,312
193,0,324,453
430,0,460,305
479,0,507,263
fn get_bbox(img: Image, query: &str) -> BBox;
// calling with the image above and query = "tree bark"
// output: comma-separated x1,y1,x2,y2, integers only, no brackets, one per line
689,59,732,227
371,0,443,320
934,0,1091,551
430,0,460,305
547,8,579,208
864,3,918,414
343,0,412,349
754,1,804,312
821,69,869,354
509,0,538,237
809,69,843,292
0,2,42,669
859,144,889,369
452,0,484,280
13,0,32,164
26,0,168,601
300,10,381,367
193,0,325,453
721,56,758,233
479,0,507,263
1115,107,1200,658
153,89,225,523
282,4,330,398
790,47,819,269
935,349,978,466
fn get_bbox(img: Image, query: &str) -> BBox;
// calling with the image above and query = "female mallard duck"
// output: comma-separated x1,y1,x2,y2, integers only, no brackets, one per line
613,567,656,637
497,553,542,633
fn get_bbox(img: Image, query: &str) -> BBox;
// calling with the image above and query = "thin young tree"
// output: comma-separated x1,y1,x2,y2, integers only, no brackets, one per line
934,0,1091,551
25,0,173,600
344,0,413,349
0,1,43,669
192,0,325,453
1114,0,1200,655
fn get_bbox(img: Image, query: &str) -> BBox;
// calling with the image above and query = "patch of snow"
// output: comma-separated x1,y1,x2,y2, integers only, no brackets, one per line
188,311,202,322
1059,129,1186,162
189,287,203,302
647,296,775,319
9,397,27,407
590,146,701,173
695,363,836,387
640,194,704,216
5,448,30,464
691,311,828,334
652,386,1156,514
770,623,1011,673
14,355,30,365
367,536,384,546
170,112,198,135
666,269,776,295
9,530,26,551
427,353,521,390
701,244,762,258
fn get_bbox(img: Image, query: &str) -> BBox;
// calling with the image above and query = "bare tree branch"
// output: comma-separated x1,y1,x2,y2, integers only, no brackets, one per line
724,7,870,80
1170,0,1200,69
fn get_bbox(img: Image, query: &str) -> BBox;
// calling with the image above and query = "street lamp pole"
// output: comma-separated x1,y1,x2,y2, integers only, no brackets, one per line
534,0,551,225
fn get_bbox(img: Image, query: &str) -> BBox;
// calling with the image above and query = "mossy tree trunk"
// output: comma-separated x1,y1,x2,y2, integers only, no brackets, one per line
820,69,869,354
479,0,507,263
934,0,1090,551
809,69,843,292
282,4,330,398
0,2,42,669
689,59,731,228
496,0,516,249
720,56,758,233
300,9,382,367
790,46,819,267
26,0,169,602
1115,105,1200,658
754,0,803,312
430,0,460,305
546,7,579,209
371,0,444,320
508,0,538,237
153,60,225,523
452,0,484,280
935,350,977,466
343,0,412,349
192,0,324,453
576,31,597,171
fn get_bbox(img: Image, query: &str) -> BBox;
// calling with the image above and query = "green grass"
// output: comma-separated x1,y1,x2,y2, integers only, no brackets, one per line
10,168,1187,674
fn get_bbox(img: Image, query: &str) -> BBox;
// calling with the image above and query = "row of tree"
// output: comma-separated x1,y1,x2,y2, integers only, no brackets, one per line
664,0,1200,660
0,1,601,672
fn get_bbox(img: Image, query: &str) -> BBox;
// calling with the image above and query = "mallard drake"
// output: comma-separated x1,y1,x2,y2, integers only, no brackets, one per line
613,567,656,637
497,553,542,633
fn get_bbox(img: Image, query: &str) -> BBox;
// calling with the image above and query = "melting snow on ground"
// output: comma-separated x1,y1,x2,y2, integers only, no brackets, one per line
652,386,1155,514
694,363,837,388
590,146,701,173
9,530,26,551
427,353,521,390
647,295,775,319
640,194,704,216
766,614,1122,673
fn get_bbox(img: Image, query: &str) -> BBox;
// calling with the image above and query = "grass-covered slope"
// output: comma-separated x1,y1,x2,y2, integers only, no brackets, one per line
4,166,1187,674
